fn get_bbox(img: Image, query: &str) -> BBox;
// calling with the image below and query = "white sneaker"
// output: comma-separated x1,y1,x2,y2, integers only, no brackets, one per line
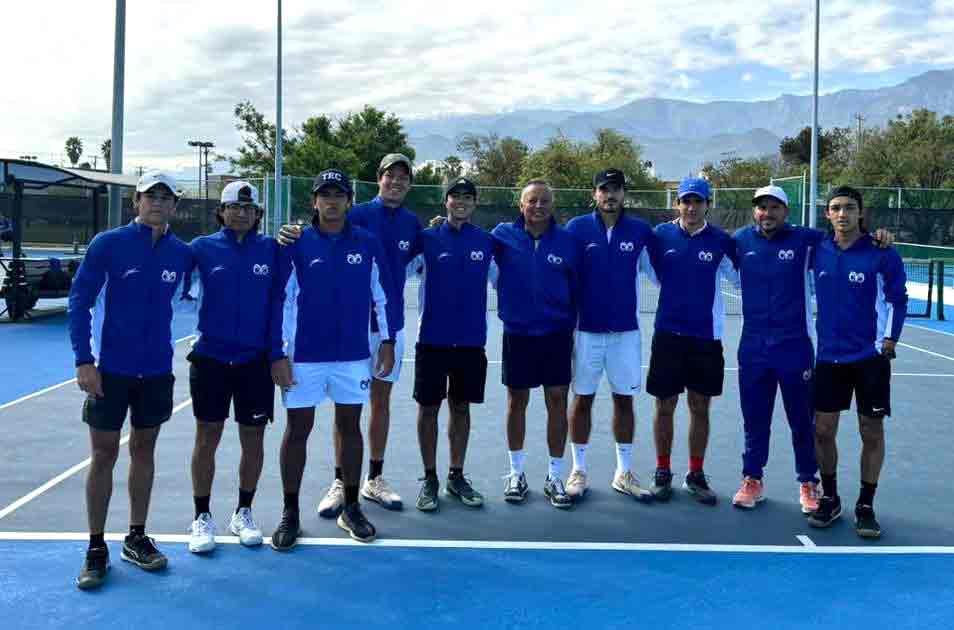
612,470,655,503
229,507,263,546
566,469,589,499
318,479,346,518
188,512,216,553
361,475,403,510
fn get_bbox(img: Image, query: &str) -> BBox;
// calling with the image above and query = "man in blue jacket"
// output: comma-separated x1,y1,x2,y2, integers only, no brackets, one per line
564,169,655,503
494,179,580,509
807,186,907,539
647,177,737,505
69,171,193,590
270,169,395,549
411,177,493,512
185,181,283,553
280,154,420,516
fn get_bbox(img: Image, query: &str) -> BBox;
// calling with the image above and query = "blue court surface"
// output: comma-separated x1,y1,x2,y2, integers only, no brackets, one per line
2,303,954,629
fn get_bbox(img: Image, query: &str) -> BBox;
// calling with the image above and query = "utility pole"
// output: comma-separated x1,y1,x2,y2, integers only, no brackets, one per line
808,0,820,229
188,141,215,234
853,113,866,152
109,0,126,229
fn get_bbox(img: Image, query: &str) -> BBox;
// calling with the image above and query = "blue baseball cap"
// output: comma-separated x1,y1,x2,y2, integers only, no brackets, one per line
677,177,711,201
312,169,353,195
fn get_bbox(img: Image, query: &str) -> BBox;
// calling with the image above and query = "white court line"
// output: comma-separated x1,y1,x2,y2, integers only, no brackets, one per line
908,324,954,339
796,535,816,547
0,398,193,522
0,531,951,555
0,334,196,412
898,341,954,362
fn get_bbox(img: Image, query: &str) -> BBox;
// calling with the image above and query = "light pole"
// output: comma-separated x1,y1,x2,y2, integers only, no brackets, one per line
188,140,215,231
274,0,284,236
109,0,126,229
809,0,820,229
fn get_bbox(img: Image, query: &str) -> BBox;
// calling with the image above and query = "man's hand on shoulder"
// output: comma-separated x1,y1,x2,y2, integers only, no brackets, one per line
277,223,304,247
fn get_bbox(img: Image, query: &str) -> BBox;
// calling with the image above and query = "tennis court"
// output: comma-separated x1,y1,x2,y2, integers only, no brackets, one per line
1,283,953,629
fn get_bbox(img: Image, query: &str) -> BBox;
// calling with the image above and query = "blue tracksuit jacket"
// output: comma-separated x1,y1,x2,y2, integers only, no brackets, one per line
69,221,193,377
188,229,284,364
566,211,655,333
490,216,580,336
275,221,391,363
813,233,908,364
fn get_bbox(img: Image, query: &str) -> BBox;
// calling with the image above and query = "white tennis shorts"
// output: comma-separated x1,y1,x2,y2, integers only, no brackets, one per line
282,360,372,408
368,328,406,384
572,329,643,396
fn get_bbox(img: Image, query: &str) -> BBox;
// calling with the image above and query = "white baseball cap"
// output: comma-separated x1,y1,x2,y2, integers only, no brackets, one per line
752,185,789,207
136,170,179,196
221,180,260,206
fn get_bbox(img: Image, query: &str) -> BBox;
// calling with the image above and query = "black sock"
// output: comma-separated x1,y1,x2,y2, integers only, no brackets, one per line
821,474,838,499
344,485,359,505
425,468,438,482
449,467,463,479
89,533,106,550
283,492,299,513
334,467,343,481
129,524,145,538
858,482,877,507
194,495,211,520
369,459,383,479
238,488,255,511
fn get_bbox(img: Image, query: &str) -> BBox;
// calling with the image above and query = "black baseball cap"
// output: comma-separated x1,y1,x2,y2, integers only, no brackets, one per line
827,185,863,210
444,177,478,200
593,168,626,189
312,169,353,195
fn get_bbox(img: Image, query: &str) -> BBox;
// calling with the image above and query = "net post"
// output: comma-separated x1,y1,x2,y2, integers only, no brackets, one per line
937,260,946,321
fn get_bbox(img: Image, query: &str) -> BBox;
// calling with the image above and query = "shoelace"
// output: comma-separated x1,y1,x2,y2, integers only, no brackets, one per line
502,472,524,488
371,477,396,497
742,478,761,495
137,536,161,556
236,509,256,530
190,516,214,536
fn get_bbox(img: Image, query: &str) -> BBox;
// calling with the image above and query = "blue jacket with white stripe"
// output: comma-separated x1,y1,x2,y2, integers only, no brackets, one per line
734,224,824,347
349,197,421,339
188,229,284,364
651,221,737,340
69,221,193,376
566,211,655,333
412,222,494,348
812,233,908,363
491,216,580,336
275,221,391,363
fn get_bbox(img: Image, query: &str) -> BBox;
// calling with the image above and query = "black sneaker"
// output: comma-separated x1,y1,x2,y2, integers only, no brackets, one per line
121,534,167,571
503,472,529,503
270,509,300,551
651,468,674,501
683,471,717,505
543,476,573,509
337,503,377,542
76,546,110,590
447,474,484,507
855,504,882,539
807,495,843,528
416,477,440,512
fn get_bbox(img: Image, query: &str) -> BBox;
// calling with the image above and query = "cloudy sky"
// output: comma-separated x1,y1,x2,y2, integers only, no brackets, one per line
2,0,954,176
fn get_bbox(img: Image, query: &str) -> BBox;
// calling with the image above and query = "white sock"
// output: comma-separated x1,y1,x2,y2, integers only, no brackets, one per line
615,442,633,476
570,442,587,472
508,450,525,475
548,457,563,480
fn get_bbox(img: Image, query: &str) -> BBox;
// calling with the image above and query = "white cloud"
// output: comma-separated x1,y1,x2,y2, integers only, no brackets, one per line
0,0,951,170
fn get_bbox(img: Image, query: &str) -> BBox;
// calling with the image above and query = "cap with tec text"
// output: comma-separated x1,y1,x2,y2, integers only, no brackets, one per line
312,169,353,195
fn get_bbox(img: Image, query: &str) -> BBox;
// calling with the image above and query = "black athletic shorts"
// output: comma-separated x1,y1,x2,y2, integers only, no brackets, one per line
501,329,573,389
188,351,275,425
413,344,488,406
82,371,175,432
815,355,891,418
646,330,725,399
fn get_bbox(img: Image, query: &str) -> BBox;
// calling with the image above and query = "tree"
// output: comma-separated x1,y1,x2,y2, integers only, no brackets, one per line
334,106,415,182
412,163,444,186
457,133,528,187
65,137,83,166
101,140,111,170
700,156,777,188
442,156,464,180
229,100,289,176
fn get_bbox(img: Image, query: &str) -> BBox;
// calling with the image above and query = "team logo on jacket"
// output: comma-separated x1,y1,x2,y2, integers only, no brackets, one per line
586,243,599,251
470,250,485,261
309,257,325,267
778,249,795,261
252,264,270,276
398,240,410,251
547,253,563,265
438,252,451,261
121,267,140,279
160,270,177,283
619,241,635,252
848,271,866,283
360,379,371,390
803,369,812,382
697,251,714,262
346,253,363,265
210,265,227,274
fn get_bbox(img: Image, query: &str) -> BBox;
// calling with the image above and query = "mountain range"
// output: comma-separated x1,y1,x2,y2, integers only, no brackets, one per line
404,69,954,180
